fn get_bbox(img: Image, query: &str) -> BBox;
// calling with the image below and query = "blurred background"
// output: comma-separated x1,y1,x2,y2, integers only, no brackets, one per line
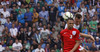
0,0,100,52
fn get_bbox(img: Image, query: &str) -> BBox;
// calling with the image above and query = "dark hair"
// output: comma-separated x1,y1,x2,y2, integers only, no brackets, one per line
78,8,82,12
75,14,82,19
50,48,55,51
26,7,29,9
66,18,74,22
60,2,63,4
1,13,3,15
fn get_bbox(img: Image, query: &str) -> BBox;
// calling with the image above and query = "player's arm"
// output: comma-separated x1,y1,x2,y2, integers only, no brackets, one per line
61,41,64,52
80,33,95,42
60,30,64,52
70,40,80,52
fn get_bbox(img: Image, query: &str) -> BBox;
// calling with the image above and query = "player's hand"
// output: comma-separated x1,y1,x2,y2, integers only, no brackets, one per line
70,50,74,52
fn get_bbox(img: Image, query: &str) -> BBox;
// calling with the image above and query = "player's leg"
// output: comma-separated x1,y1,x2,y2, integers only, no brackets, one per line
79,45,88,52
80,49,88,52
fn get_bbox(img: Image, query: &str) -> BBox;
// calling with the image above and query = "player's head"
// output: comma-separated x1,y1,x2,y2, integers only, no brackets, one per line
38,44,41,49
67,18,74,29
75,14,82,25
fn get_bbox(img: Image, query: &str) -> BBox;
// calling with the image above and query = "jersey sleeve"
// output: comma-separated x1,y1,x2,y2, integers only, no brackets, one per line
60,31,63,41
74,30,80,41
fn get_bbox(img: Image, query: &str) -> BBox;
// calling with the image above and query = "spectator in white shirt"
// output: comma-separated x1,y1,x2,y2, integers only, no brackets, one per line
35,44,45,52
81,4,87,14
1,7,10,18
12,39,23,52
0,45,5,52
73,3,78,13
1,0,7,6
0,13,7,25
40,25,50,40
10,23,18,38
0,21,4,36
16,0,21,6
88,5,95,17
0,5,3,12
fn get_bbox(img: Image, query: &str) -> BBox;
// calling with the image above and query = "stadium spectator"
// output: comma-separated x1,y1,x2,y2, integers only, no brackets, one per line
16,0,21,6
35,44,45,52
20,4,26,14
39,6,49,25
26,27,33,42
45,43,50,52
54,44,60,52
56,17,62,27
17,27,25,43
34,30,41,43
24,7,33,26
17,10,25,24
38,0,44,7
29,0,36,7
1,0,7,6
12,39,23,52
4,18,12,31
95,37,100,51
58,2,65,21
7,39,13,50
97,18,100,33
36,3,41,13
80,4,87,14
21,45,28,52
29,4,34,13
50,48,55,52
1,6,10,18
11,6,18,21
32,8,39,24
0,21,4,36
88,5,95,18
49,7,56,26
53,22,61,32
0,13,7,25
10,23,18,38
89,16,97,37
4,46,11,52
89,43,98,52
51,28,58,39
86,38,93,51
0,45,5,52
40,25,50,40
82,22,89,34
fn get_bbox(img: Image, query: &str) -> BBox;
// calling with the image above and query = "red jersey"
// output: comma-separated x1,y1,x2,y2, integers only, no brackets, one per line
60,28,80,52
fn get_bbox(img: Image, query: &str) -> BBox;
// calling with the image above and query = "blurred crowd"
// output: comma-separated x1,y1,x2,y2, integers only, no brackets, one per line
0,0,100,52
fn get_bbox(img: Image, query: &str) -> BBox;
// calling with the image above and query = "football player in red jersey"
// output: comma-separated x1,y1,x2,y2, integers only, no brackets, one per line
60,18,81,52
64,14,95,52
65,14,95,42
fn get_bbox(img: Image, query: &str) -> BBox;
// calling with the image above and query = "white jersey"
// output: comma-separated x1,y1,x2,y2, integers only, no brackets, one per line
65,24,80,29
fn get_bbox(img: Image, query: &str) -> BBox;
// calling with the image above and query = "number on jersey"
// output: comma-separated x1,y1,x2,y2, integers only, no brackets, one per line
70,35,72,39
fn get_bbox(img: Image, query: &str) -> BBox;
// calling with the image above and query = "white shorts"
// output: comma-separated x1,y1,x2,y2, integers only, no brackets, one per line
79,45,84,51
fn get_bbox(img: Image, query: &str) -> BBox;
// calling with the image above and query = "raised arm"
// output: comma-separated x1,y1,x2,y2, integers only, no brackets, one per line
80,33,95,42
